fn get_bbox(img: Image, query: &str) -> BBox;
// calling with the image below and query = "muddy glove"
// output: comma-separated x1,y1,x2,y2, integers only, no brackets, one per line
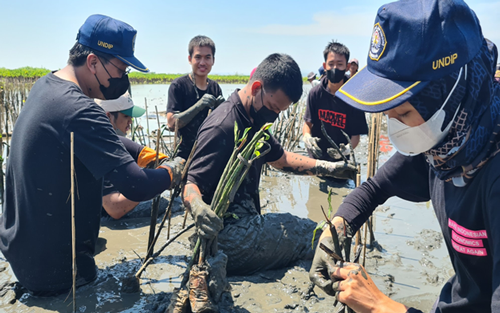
157,157,185,188
191,198,223,241
211,95,225,109
326,143,351,160
198,93,217,109
309,236,338,296
315,160,357,180
303,133,322,158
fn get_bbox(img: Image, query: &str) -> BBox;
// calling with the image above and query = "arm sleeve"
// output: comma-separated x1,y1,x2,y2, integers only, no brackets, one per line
118,135,144,162
167,81,184,113
336,152,431,232
106,162,172,202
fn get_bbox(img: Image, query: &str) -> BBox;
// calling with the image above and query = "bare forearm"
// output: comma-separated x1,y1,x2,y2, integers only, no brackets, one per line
102,193,139,220
268,151,317,175
351,135,360,149
303,121,313,136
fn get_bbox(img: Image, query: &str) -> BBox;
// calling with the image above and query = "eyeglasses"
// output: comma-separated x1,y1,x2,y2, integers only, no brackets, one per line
99,57,131,77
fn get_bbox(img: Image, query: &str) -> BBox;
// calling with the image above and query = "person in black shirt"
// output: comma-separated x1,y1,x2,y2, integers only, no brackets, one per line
309,1,500,312
303,41,368,163
166,35,224,160
184,54,358,276
97,93,175,220
0,15,183,296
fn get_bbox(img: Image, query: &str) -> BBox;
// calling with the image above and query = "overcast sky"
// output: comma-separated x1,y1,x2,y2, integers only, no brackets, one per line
1,0,498,76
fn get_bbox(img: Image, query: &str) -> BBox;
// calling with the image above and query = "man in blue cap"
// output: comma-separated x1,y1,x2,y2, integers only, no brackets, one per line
0,15,183,296
309,0,500,312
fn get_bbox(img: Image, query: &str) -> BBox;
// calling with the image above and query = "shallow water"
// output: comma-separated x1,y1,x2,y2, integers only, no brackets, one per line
0,84,453,312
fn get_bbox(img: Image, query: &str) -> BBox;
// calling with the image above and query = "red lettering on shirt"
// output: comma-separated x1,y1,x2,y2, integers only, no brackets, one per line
452,231,484,247
448,218,488,257
448,218,487,238
452,240,487,257
318,109,346,129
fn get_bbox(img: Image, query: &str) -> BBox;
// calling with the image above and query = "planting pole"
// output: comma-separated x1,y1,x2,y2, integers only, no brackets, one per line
145,98,150,147
146,130,162,260
70,132,77,313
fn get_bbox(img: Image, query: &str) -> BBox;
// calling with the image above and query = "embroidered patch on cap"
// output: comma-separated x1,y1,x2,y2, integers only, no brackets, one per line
369,23,387,61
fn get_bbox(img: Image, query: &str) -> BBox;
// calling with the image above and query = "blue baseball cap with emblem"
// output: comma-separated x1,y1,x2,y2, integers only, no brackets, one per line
337,0,483,112
77,14,149,73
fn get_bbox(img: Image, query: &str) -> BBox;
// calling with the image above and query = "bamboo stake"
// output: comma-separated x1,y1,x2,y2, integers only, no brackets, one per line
146,130,162,260
145,97,150,147
70,132,76,313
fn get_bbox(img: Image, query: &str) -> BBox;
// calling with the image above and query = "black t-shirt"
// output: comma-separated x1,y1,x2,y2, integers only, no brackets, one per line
167,75,223,159
304,76,368,161
187,90,284,218
337,152,500,312
0,73,134,293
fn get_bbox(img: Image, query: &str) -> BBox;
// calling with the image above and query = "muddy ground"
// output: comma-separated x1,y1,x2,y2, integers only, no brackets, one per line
0,134,453,312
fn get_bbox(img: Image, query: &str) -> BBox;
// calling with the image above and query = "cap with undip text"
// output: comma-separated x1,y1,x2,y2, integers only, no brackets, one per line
77,14,149,73
338,0,483,112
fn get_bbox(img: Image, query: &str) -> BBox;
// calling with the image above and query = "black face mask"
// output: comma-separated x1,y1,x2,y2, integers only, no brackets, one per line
250,88,279,128
326,68,346,84
95,59,130,100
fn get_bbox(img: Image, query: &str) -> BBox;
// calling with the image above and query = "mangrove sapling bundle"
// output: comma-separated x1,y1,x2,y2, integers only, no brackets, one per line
192,122,272,264
173,122,273,313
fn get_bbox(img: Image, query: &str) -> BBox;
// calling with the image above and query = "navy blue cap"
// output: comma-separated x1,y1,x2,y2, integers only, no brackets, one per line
77,14,149,73
318,66,325,76
338,0,483,112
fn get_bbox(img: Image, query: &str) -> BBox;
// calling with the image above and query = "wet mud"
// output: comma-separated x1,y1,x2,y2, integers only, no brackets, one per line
0,129,453,313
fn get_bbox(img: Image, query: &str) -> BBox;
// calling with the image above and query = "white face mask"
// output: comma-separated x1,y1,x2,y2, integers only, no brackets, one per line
387,65,466,156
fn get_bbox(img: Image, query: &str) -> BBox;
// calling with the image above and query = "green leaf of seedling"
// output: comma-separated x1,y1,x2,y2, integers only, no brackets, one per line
223,212,240,220
261,123,273,131
312,221,326,249
254,150,261,157
234,121,239,145
255,142,264,150
263,132,270,141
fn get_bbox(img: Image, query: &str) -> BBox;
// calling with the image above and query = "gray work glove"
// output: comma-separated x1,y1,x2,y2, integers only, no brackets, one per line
315,160,357,180
309,219,352,296
191,198,223,241
196,93,217,110
303,133,322,158
326,143,351,160
157,157,185,188
309,236,338,296
212,95,225,109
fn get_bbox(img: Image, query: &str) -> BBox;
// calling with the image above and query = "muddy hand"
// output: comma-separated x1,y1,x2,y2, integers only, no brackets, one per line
327,143,351,160
315,160,357,180
157,157,186,188
191,198,223,241
303,133,323,158
212,95,225,109
331,262,407,313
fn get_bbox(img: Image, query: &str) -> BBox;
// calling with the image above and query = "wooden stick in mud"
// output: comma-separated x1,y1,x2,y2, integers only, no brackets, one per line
140,141,199,274
135,223,195,278
354,165,362,255
146,130,162,260
70,132,77,313
145,97,150,147
167,119,179,240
